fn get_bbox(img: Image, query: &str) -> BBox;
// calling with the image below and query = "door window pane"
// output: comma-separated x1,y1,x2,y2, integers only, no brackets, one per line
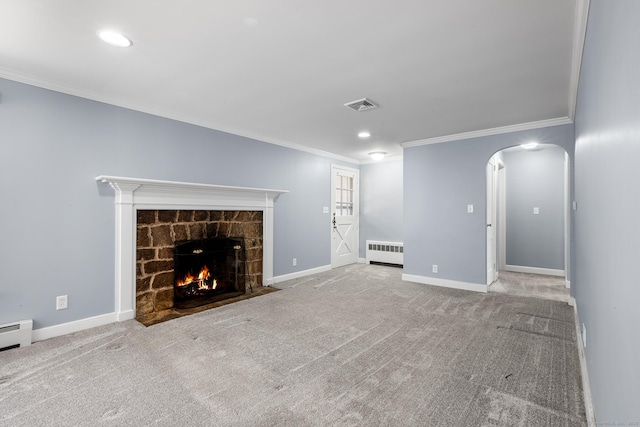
335,174,355,217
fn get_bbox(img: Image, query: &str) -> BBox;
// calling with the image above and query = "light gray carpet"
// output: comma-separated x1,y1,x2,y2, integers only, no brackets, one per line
490,270,570,303
0,264,586,426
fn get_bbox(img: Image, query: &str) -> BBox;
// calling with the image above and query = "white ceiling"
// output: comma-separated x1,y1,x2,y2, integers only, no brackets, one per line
0,1,586,163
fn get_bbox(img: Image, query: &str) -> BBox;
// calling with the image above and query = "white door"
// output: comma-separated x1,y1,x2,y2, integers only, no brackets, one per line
486,158,498,284
331,165,359,268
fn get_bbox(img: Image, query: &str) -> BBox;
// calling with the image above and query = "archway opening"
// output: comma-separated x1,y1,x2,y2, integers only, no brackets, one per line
486,143,570,302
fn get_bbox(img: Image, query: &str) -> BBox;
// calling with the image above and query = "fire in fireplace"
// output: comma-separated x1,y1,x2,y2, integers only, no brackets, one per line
173,237,246,309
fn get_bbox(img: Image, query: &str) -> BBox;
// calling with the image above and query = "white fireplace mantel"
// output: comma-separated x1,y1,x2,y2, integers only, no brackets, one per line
97,175,288,321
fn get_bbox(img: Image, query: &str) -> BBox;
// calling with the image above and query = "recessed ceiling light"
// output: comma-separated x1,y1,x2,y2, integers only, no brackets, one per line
358,131,371,139
98,30,133,47
368,151,387,161
521,142,539,150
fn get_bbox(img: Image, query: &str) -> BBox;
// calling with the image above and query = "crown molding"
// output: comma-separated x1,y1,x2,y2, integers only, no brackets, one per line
400,117,574,148
568,0,591,120
0,69,361,166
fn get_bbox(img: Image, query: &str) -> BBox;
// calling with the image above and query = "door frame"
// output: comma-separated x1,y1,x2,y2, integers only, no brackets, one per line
330,164,360,268
497,160,507,271
490,146,570,283
486,157,499,285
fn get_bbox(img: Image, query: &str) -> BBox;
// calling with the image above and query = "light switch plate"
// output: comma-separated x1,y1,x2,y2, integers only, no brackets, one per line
467,204,474,213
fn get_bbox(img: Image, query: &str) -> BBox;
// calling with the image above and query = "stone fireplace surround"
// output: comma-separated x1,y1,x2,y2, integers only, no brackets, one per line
97,176,288,322
136,209,263,318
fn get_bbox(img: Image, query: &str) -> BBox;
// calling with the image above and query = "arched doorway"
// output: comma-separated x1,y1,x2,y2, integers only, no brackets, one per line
487,143,570,301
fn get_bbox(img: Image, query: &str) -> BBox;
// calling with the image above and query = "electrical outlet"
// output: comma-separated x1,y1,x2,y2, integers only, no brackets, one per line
56,295,68,310
533,207,540,215
432,265,438,273
467,204,474,214
292,258,297,267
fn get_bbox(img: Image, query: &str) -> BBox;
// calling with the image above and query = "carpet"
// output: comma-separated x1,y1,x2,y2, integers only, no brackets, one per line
0,264,586,426
490,270,570,303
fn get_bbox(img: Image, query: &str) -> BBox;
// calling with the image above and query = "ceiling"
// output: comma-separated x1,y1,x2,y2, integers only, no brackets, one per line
0,1,586,163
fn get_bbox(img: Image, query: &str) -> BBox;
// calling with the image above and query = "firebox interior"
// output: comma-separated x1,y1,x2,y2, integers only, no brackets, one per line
173,237,246,309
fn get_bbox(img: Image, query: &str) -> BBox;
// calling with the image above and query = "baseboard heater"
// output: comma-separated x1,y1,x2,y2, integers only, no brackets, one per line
0,320,33,351
366,240,403,266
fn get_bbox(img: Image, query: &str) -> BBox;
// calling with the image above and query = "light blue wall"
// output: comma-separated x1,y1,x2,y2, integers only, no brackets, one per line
504,146,565,270
0,78,356,329
403,124,574,285
359,159,403,258
574,0,640,421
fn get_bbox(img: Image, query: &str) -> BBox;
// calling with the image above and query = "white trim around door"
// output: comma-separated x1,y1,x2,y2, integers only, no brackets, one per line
330,165,360,268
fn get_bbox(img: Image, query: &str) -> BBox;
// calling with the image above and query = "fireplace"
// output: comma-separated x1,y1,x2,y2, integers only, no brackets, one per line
174,237,246,308
136,210,262,319
96,175,287,322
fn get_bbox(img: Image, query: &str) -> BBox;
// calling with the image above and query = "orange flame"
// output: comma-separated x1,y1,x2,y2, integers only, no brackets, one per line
198,265,210,290
198,266,210,280
177,272,195,287
177,266,213,289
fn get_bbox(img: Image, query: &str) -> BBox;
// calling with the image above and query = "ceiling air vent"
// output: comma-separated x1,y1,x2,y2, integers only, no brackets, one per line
344,98,378,112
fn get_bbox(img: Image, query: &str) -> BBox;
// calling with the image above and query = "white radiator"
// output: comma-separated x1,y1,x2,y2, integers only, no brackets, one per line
366,240,403,265
0,319,32,350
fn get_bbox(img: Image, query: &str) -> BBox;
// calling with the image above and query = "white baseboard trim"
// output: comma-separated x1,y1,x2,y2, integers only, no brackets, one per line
31,312,118,343
505,265,565,277
117,309,135,322
571,298,597,427
358,257,367,264
268,264,332,285
402,274,488,293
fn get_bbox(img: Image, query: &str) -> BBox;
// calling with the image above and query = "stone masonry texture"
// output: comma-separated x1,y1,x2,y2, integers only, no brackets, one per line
135,210,263,318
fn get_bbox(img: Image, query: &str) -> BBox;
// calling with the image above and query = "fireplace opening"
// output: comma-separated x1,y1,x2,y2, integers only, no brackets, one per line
174,237,246,309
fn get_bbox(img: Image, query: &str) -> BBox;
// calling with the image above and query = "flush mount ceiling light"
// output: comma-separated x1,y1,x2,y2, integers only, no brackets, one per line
521,142,539,150
358,131,371,139
97,30,133,47
368,151,387,161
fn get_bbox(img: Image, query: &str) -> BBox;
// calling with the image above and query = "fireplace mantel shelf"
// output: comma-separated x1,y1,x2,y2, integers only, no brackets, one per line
96,175,288,201
97,175,287,322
